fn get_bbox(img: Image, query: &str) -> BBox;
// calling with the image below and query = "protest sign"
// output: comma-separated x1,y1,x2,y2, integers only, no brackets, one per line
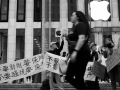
84,62,96,81
0,53,45,83
0,52,66,83
106,48,120,72
93,61,106,79
44,52,66,75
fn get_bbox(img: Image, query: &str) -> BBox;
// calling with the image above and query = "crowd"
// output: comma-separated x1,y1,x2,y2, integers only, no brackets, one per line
4,10,120,90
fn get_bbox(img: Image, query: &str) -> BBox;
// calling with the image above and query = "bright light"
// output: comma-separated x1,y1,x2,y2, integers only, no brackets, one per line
37,44,39,45
34,39,36,40
90,1,111,21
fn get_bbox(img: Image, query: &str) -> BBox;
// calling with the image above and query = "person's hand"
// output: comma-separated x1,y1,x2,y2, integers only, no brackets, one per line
70,51,78,63
62,30,68,37
61,36,64,40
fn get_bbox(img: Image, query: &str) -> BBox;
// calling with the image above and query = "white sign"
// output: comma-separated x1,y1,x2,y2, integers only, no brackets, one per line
90,1,111,21
106,48,120,72
0,52,66,83
84,62,96,81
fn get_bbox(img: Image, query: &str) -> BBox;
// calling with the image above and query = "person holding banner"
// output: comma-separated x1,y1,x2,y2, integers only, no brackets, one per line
48,39,64,90
104,36,117,90
85,43,100,90
62,11,91,90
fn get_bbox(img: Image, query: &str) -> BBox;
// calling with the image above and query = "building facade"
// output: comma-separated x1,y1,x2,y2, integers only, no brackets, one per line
0,0,120,82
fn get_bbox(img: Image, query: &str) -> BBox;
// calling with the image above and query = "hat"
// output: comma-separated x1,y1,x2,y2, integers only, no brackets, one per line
50,42,57,47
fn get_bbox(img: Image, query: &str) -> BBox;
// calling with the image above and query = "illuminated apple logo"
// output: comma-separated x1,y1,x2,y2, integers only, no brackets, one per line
90,1,111,21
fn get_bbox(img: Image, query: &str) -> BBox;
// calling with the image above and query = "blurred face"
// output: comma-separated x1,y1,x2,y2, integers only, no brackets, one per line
105,38,110,45
92,46,97,51
71,12,78,23
51,43,57,49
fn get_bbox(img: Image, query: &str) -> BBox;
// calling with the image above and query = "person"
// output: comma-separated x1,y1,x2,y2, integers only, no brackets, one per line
86,43,100,90
116,38,120,86
63,11,91,90
48,38,64,90
104,36,117,90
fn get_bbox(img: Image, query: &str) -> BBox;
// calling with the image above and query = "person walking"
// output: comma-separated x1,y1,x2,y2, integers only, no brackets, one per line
63,11,91,90
48,38,64,90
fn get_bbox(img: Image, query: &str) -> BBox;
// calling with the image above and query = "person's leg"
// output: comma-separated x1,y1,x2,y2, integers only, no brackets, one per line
74,51,90,90
65,61,76,87
74,60,88,89
55,74,64,90
49,72,54,90
108,69,116,90
93,77,100,90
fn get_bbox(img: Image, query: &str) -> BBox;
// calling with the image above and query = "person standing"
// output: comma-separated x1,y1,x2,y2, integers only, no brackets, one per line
48,38,64,90
104,36,117,90
86,43,100,90
63,11,91,90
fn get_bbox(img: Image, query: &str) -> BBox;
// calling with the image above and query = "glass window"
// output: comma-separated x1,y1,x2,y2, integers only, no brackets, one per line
33,29,42,55
33,29,42,83
16,29,25,60
34,0,42,22
17,0,26,22
68,0,77,21
0,29,8,64
51,0,60,21
0,0,9,22
118,0,120,21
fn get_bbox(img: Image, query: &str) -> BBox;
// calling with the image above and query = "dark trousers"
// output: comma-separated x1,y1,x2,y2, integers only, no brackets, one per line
86,77,100,90
65,51,90,90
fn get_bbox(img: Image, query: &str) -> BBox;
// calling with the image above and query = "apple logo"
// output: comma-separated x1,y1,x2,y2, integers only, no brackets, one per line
55,29,61,37
90,0,111,21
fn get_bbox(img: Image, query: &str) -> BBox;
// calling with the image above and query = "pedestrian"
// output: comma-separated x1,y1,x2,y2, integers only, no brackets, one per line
86,43,100,90
47,38,64,90
63,11,91,90
104,36,117,90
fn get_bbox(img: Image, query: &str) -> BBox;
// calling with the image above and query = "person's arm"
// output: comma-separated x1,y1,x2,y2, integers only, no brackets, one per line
58,40,64,52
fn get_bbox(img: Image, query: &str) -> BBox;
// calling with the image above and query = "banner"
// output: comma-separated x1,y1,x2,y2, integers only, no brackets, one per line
93,61,106,79
0,52,66,83
106,48,120,72
44,52,66,75
84,62,96,81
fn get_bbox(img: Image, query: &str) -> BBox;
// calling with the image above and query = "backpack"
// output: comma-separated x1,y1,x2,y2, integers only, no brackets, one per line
40,79,50,90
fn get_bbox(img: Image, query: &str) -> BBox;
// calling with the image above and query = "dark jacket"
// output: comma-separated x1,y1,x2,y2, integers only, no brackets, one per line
48,40,64,55
90,51,99,61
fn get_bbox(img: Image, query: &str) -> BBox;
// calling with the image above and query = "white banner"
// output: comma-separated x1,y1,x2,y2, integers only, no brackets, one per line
44,52,66,74
0,52,66,83
84,62,96,81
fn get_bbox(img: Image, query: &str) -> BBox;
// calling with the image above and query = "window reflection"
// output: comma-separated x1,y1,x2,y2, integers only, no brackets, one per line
33,29,42,83
17,0,26,22
16,29,25,60
34,0,42,21
0,0,9,21
0,29,8,64
33,29,42,55
51,0,60,21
